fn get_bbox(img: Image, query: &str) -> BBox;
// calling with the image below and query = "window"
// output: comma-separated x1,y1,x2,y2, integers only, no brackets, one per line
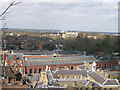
34,69,37,73
39,69,41,73
68,76,70,79
30,69,32,73
62,76,65,79
71,67,73,70
73,76,76,79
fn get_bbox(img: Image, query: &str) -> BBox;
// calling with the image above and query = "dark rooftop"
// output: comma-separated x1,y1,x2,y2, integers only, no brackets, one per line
79,65,89,70
2,66,16,78
88,72,106,84
24,56,96,66
103,79,119,85
13,50,80,55
54,70,87,76
34,81,43,88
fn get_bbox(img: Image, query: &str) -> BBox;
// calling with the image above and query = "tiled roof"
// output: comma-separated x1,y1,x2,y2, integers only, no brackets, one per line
54,70,87,76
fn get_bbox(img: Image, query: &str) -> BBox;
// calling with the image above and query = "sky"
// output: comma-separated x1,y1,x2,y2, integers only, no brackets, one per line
0,0,119,32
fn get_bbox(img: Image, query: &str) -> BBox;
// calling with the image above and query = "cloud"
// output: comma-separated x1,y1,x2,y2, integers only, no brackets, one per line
0,0,118,32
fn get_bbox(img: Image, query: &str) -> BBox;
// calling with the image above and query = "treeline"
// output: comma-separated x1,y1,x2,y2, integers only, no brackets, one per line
63,35,119,55
4,31,120,55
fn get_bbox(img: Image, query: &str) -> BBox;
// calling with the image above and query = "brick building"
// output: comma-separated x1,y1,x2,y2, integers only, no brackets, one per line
23,54,120,74
24,55,96,74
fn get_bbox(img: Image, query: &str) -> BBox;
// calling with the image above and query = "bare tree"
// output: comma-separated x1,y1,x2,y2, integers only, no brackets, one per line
0,0,22,18
0,0,22,50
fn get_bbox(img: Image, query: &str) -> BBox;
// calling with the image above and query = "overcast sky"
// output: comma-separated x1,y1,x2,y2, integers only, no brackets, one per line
0,0,119,32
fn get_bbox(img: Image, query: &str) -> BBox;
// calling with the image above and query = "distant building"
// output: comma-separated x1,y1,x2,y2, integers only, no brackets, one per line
62,32,78,39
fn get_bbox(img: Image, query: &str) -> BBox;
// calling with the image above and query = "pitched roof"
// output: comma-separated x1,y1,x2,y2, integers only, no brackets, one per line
34,81,43,88
2,66,16,78
79,65,89,70
47,71,53,81
54,70,87,76
103,79,119,85
88,72,106,84
47,69,120,87
57,79,90,86
91,81,101,87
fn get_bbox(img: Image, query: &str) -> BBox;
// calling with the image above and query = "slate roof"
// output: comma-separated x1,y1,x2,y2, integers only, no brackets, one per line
54,70,87,76
103,79,119,85
79,65,89,70
88,72,106,84
2,66,16,78
47,70,54,85
7,53,23,60
47,71,53,81
57,79,89,85
91,81,101,87
34,81,43,88
47,69,120,87
55,50,80,55
47,69,90,87
14,50,80,55
24,56,96,66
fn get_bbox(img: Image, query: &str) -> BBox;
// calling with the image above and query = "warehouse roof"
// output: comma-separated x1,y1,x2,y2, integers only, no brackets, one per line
24,56,96,66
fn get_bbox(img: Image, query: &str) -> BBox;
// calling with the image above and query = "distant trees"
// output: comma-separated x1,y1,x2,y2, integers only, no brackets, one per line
63,35,119,55
4,31,119,55
42,43,56,51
